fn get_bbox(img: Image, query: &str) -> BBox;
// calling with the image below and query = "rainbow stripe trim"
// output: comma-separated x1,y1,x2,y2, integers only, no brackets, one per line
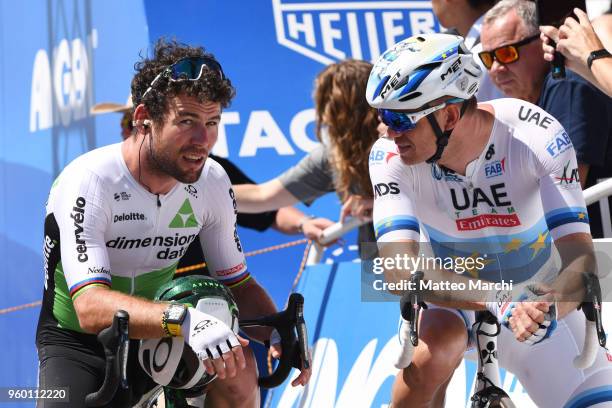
69,277,112,298
220,269,252,288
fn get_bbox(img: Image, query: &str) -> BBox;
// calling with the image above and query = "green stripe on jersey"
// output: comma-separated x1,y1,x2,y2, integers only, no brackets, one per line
52,262,177,333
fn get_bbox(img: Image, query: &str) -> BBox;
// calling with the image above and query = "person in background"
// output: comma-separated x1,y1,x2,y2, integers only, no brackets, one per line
233,59,382,259
432,0,504,100
540,6,612,97
92,97,335,272
480,0,612,237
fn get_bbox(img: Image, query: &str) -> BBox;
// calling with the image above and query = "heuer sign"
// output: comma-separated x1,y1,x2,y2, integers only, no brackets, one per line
272,0,440,65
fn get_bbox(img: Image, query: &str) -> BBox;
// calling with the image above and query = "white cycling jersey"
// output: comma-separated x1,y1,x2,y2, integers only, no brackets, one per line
370,98,589,284
41,142,248,332
370,98,612,408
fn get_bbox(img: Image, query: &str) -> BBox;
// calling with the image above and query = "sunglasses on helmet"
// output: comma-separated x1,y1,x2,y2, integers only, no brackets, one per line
141,56,225,99
478,34,540,69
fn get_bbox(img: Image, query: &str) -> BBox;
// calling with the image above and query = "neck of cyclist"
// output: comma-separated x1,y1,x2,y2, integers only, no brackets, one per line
124,130,178,196
436,104,494,176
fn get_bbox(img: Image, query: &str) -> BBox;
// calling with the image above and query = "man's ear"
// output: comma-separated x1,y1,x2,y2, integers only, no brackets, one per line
132,104,151,132
444,103,462,131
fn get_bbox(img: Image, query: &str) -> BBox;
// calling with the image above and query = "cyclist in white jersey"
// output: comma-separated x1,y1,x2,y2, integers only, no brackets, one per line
36,40,309,408
366,33,612,407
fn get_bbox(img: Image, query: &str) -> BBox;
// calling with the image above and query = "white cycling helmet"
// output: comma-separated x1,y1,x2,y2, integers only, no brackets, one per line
366,33,483,110
367,33,483,162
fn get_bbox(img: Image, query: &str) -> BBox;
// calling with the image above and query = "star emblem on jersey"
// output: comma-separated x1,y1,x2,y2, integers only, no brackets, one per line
169,199,198,228
529,231,549,259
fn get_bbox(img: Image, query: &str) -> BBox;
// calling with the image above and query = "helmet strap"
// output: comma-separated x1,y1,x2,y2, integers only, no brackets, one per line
425,101,469,164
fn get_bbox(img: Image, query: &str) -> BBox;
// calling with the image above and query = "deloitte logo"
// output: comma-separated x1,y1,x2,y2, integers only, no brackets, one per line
169,199,199,228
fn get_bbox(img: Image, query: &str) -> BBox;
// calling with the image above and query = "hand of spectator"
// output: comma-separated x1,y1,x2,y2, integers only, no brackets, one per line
340,195,373,223
301,216,336,244
540,8,605,78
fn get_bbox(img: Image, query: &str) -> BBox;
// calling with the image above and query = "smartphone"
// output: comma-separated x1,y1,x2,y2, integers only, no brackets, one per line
535,0,586,78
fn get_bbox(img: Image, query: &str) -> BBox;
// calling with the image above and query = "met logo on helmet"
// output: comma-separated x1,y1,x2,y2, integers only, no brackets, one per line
440,59,462,81
272,0,439,65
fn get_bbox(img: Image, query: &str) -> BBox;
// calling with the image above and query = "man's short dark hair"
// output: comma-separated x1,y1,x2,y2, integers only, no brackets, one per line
466,0,498,9
131,38,235,124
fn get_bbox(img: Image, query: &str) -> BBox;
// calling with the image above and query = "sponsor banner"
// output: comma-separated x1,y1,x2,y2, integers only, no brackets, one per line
272,0,441,65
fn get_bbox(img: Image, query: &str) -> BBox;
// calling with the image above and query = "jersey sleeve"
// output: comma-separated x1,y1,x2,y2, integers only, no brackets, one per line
52,168,112,299
277,144,335,205
197,163,250,288
530,121,591,239
369,138,420,242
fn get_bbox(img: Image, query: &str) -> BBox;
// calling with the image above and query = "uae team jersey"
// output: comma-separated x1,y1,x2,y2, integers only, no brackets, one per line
40,143,248,332
370,98,590,283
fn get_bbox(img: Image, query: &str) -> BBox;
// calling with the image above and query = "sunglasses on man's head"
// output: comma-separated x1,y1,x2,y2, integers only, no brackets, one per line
141,56,225,99
478,34,540,69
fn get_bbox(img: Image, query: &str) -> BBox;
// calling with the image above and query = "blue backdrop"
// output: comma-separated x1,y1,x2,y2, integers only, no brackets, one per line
0,0,441,405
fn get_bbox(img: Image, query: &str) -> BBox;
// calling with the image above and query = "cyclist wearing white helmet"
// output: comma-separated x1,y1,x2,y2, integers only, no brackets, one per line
367,33,612,407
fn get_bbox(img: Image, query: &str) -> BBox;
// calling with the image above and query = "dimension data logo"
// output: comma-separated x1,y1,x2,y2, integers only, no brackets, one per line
271,0,440,64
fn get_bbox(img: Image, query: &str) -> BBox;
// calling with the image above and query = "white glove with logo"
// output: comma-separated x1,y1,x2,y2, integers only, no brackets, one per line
485,286,557,345
181,307,240,360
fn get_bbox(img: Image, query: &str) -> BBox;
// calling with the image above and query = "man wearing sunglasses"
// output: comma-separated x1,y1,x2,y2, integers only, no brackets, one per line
367,33,612,407
36,39,310,407
480,0,612,238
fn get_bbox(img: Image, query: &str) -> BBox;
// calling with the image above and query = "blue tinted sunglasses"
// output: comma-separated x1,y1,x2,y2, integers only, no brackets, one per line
141,56,225,99
379,103,447,132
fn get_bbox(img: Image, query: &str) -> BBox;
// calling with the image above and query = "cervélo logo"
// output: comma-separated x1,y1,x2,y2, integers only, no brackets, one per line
272,0,439,65
71,197,88,263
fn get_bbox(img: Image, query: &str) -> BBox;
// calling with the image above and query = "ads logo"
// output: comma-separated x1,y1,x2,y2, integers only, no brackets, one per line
374,182,399,198
272,0,440,65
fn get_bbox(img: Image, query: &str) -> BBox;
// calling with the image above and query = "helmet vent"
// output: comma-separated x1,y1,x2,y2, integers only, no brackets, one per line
416,36,426,42
418,61,443,71
395,75,409,90
399,92,422,102
464,67,479,78
373,75,391,99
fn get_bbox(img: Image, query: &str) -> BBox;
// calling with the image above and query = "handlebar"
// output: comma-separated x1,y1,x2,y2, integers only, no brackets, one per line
395,272,427,369
85,310,130,407
574,272,607,369
240,293,310,388
86,293,310,405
